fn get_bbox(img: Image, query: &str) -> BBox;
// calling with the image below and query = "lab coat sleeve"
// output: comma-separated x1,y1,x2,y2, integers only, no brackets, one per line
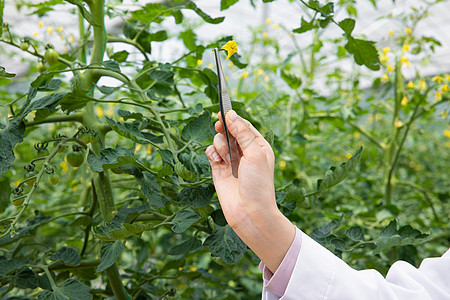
262,228,450,300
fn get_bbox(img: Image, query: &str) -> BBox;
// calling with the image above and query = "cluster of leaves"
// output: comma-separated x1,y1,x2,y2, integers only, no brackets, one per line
0,0,448,299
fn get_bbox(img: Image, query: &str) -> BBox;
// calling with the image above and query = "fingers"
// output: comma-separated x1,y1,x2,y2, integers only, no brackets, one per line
205,145,231,180
213,133,232,164
225,110,264,157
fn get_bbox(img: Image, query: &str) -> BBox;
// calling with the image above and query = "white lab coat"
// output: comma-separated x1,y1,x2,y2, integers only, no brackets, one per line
262,230,450,300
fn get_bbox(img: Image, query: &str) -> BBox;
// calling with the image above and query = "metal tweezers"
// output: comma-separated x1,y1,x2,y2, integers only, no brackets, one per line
213,48,240,178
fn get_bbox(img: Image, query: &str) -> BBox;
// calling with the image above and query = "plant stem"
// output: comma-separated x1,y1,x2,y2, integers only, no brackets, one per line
25,113,83,127
78,9,87,65
107,264,128,300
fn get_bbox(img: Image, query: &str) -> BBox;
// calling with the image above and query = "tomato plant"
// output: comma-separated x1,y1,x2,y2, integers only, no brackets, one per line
0,0,449,299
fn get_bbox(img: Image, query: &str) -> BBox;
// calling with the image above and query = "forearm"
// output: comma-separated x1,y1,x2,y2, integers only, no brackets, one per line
232,208,296,274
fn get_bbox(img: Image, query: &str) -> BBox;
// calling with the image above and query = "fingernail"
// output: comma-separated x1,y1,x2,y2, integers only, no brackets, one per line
226,154,231,164
212,152,220,162
228,110,238,122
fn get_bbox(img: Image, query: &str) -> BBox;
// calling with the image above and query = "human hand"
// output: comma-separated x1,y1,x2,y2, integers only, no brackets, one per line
205,110,295,273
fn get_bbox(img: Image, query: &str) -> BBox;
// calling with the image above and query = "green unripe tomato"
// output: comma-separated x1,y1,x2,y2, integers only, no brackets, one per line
37,62,47,73
37,148,49,158
79,132,91,144
11,197,24,207
44,48,59,65
20,42,29,51
24,170,38,186
48,173,59,185
66,151,85,168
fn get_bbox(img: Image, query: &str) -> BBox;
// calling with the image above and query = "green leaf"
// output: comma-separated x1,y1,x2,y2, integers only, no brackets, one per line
339,18,355,35
379,219,397,239
149,63,174,85
110,50,129,63
203,225,247,264
184,1,225,24
169,237,202,255
97,85,115,95
123,21,152,53
118,109,144,121
64,0,98,27
96,241,125,273
157,164,173,178
50,247,81,267
346,226,365,241
112,204,151,224
87,145,137,172
171,209,201,233
59,93,90,114
20,92,67,120
280,69,302,89
93,222,153,241
220,0,239,10
137,171,164,208
37,278,92,300
105,117,163,145
318,147,363,193
0,118,25,176
181,111,213,143
174,162,197,181
178,185,215,209
0,259,25,276
0,66,15,78
311,215,344,242
345,37,380,70
180,29,197,51
102,60,121,73
293,17,316,34
150,30,168,42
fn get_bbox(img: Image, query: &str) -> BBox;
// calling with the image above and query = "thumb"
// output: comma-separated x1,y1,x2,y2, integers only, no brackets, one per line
225,110,261,157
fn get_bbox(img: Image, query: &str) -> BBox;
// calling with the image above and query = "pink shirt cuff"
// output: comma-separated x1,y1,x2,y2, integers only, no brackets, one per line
258,226,302,297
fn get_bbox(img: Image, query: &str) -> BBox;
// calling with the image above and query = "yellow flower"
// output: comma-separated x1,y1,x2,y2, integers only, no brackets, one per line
388,29,394,36
147,145,152,154
228,280,236,287
38,21,44,28
345,153,352,160
221,40,238,62
208,63,214,69
241,70,248,78
382,47,390,54
264,75,269,82
380,55,389,62
33,32,38,37
256,69,264,75
432,75,443,84
279,160,286,170
47,25,53,34
263,32,268,38
265,18,272,24
400,56,410,67
401,96,408,106
228,61,233,67
441,84,449,93
381,74,389,83
69,35,75,43
196,59,203,66
387,65,394,72
60,161,69,172
208,269,213,273
407,81,415,89
444,129,450,138
60,35,64,41
419,80,427,91
273,24,280,29
441,110,448,118
402,44,410,52
96,106,103,117
394,120,404,128
446,74,450,81
353,132,361,139
135,145,142,152
405,27,412,34
56,26,63,33
435,90,442,100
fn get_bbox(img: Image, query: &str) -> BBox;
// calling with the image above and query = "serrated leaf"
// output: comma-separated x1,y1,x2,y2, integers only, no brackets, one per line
280,69,302,89
174,162,196,181
157,164,173,178
93,222,153,241
345,37,380,70
87,145,137,172
112,204,151,224
0,118,25,176
96,241,125,273
203,225,246,264
293,17,316,34
0,259,25,276
171,209,201,233
178,185,215,209
118,109,144,121
181,111,212,143
102,60,121,72
50,247,81,267
137,171,164,207
339,18,355,35
37,278,92,300
318,147,363,193
184,1,224,24
59,93,90,114
97,85,115,95
379,219,398,239
180,29,197,51
110,50,129,63
20,92,67,120
105,117,163,145
346,226,365,241
169,238,202,255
